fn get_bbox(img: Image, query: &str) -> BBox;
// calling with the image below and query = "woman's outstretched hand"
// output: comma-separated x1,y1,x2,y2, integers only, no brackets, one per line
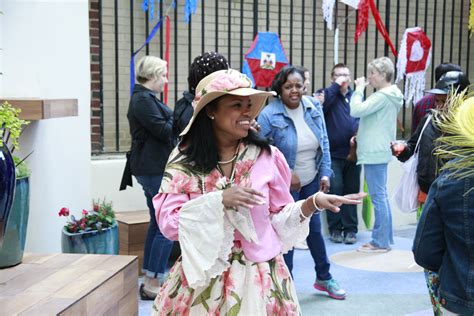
222,185,265,209
314,192,367,213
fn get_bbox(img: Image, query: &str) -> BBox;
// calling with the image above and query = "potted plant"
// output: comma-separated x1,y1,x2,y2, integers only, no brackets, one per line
59,198,119,255
0,101,30,268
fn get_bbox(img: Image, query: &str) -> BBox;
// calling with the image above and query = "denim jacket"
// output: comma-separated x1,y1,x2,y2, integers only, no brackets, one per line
413,168,474,315
257,96,332,179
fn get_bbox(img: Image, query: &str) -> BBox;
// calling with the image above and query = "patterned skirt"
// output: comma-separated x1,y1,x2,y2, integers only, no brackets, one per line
151,248,301,315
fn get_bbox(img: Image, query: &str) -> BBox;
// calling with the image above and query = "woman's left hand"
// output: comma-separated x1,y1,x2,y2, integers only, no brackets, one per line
319,177,330,193
250,119,261,133
315,192,367,212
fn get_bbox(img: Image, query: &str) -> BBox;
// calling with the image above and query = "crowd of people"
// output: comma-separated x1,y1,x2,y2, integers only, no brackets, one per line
122,51,472,315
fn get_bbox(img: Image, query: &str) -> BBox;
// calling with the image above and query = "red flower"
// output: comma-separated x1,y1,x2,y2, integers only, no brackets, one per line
93,204,99,212
82,209,88,215
80,222,86,230
58,207,70,217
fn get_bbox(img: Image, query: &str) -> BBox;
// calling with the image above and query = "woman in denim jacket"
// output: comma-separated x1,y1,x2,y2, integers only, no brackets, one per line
413,95,474,315
258,65,346,300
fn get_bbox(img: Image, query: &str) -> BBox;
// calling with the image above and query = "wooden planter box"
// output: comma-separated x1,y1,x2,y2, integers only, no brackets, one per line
115,210,149,275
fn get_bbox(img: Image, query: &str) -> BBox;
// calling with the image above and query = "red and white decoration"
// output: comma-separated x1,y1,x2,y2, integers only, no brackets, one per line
396,27,432,105
355,0,397,57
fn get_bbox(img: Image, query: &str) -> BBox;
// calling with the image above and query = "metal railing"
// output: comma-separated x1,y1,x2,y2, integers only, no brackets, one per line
96,0,473,153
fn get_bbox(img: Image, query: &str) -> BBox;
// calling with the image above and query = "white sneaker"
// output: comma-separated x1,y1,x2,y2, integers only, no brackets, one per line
294,240,309,250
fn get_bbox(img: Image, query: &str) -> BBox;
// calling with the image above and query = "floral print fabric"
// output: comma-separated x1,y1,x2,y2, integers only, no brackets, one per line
160,142,258,195
425,269,442,316
152,248,301,316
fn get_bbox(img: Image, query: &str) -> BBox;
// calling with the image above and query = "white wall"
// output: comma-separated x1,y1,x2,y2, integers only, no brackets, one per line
0,0,4,92
1,0,91,253
91,157,147,212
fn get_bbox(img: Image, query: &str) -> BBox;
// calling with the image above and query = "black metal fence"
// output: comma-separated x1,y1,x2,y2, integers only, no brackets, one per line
97,0,473,153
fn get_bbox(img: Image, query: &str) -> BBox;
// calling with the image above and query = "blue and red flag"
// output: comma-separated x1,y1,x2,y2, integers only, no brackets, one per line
243,32,289,88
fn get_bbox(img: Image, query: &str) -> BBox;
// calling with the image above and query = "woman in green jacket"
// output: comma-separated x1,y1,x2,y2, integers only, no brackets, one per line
350,57,403,253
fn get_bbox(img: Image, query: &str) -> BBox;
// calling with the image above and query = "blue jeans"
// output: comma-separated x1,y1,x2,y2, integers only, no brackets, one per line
283,176,332,281
136,175,174,280
363,164,393,248
326,158,361,235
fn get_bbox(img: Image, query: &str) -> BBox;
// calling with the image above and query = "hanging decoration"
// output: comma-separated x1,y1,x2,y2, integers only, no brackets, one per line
164,16,171,105
396,27,432,106
355,0,397,57
470,0,474,36
142,0,157,20
323,0,360,30
322,0,336,30
184,0,198,23
243,32,289,88
132,1,175,95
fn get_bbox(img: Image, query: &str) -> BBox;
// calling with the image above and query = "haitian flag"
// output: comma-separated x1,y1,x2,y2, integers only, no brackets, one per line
243,32,289,88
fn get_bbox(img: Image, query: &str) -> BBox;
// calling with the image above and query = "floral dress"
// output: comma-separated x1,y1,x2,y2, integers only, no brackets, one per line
151,143,309,315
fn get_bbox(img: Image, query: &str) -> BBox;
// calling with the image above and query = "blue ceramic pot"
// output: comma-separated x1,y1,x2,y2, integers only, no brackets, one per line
0,145,16,243
0,177,30,268
61,221,119,255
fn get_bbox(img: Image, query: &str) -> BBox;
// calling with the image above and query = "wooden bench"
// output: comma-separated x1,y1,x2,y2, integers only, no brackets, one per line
115,210,149,274
0,253,138,315
116,210,181,276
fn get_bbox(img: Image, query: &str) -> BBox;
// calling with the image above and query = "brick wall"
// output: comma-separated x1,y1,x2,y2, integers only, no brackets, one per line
89,0,102,152
94,0,473,153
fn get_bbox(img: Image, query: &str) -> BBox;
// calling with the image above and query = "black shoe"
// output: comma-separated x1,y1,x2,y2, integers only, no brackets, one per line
344,232,357,244
329,231,343,243
139,283,157,301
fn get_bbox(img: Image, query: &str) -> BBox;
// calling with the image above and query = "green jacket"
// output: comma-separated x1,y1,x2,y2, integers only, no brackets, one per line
350,85,403,165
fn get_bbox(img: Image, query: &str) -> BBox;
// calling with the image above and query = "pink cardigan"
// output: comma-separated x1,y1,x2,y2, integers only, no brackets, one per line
153,147,294,263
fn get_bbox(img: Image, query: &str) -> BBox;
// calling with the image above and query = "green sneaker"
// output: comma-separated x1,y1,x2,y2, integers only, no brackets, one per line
314,278,346,300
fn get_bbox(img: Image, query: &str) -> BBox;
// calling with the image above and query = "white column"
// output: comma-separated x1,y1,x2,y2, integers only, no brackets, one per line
3,0,91,252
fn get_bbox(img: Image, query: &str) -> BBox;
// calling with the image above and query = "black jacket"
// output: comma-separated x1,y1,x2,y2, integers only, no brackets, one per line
127,84,176,176
397,114,442,193
173,91,194,136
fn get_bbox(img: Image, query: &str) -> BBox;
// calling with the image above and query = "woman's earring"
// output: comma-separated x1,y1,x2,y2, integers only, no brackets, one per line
209,116,215,120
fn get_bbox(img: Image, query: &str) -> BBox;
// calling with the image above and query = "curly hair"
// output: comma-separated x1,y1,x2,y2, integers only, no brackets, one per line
188,52,229,93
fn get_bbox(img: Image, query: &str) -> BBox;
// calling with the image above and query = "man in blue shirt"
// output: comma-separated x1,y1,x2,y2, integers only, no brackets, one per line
319,63,360,244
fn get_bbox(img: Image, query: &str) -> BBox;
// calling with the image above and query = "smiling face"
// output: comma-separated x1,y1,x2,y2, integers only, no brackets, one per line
280,72,304,109
207,95,253,142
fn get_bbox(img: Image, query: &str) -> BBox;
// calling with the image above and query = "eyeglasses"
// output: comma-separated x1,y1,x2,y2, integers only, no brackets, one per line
334,73,350,77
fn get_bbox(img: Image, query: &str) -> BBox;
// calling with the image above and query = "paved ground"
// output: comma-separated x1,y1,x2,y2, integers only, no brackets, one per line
138,224,432,315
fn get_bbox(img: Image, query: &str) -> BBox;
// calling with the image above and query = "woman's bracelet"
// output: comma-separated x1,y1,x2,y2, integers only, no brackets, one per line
312,192,325,213
299,206,310,220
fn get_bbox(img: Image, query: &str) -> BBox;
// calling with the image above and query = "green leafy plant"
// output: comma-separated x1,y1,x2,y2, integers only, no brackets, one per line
0,101,31,177
0,101,29,149
13,156,30,179
58,198,116,234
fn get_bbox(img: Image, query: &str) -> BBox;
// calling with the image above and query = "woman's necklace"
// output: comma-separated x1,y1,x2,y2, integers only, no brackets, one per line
217,141,241,179
217,154,237,165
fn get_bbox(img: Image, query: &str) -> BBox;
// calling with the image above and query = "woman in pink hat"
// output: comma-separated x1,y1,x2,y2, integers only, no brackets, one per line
151,69,365,315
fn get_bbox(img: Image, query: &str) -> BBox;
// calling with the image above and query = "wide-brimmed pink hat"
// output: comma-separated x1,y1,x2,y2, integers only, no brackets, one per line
180,69,276,136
